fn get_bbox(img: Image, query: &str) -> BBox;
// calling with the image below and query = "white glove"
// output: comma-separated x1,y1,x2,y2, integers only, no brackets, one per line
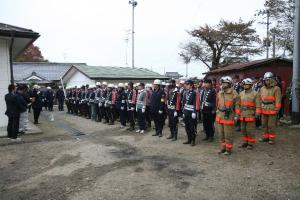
158,110,163,114
98,103,101,107
136,107,138,112
131,107,135,111
121,106,124,110
234,116,238,122
192,113,196,119
174,111,178,117
142,108,145,113
182,114,185,118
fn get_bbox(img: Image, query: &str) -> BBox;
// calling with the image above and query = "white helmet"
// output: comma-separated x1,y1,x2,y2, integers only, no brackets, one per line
221,76,233,84
153,79,161,85
102,81,108,86
242,78,253,85
96,82,101,86
33,84,39,89
108,84,114,88
179,80,185,84
47,86,51,90
145,83,152,88
124,82,128,87
263,72,274,80
118,83,124,88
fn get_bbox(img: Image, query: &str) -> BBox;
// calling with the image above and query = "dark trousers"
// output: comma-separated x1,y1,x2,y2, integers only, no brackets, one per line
33,108,42,123
107,106,115,124
66,101,71,113
145,106,151,128
7,115,20,139
119,108,127,126
168,110,178,137
202,112,215,139
58,100,64,111
96,105,102,122
152,112,165,135
184,115,197,142
101,105,108,122
128,109,135,128
137,109,146,130
48,101,53,111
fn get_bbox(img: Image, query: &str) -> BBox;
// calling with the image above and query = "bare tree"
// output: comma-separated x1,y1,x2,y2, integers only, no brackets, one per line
180,19,262,70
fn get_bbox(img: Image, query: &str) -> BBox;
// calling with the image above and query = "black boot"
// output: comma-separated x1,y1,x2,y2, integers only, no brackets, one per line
191,139,195,146
191,135,196,146
152,131,159,136
183,136,191,144
172,131,177,141
158,131,163,137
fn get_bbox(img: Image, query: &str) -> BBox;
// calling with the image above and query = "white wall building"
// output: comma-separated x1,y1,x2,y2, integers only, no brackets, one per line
0,23,39,136
62,64,168,88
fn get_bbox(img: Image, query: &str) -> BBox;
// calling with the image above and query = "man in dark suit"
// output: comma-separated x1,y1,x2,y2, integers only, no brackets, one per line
32,85,44,124
200,79,216,142
5,84,25,140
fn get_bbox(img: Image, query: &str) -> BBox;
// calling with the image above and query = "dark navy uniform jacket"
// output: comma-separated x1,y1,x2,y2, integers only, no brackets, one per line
150,88,166,113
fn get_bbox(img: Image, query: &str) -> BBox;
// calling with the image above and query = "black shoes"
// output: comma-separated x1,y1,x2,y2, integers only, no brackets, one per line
183,140,191,144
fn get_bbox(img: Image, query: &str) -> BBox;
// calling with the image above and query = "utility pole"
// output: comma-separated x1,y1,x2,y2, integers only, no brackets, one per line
266,10,271,59
292,0,300,124
272,32,276,58
129,0,138,69
124,30,130,66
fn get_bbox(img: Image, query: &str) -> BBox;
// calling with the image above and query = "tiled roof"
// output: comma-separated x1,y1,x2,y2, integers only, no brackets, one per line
13,62,87,81
72,65,168,80
205,58,292,75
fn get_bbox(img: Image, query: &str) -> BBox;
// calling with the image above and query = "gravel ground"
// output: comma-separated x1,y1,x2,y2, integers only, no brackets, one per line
0,110,299,200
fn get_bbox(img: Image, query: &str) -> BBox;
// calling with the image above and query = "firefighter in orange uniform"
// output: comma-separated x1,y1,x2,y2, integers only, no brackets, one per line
216,76,240,155
259,72,282,144
238,78,261,149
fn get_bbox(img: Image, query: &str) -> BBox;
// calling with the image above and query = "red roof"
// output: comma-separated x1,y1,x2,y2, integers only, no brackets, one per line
204,58,292,75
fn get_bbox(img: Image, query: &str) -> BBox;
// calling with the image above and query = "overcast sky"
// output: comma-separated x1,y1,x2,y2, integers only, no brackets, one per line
1,0,267,77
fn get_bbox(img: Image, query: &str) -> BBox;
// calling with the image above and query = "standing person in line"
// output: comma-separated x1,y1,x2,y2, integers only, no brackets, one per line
200,79,216,142
46,87,55,111
259,72,282,144
145,84,153,129
56,86,65,111
17,85,30,135
116,83,127,128
32,85,44,124
216,76,240,155
238,78,261,150
166,81,181,141
126,82,137,131
136,83,147,134
5,84,25,141
151,79,166,137
182,80,200,146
